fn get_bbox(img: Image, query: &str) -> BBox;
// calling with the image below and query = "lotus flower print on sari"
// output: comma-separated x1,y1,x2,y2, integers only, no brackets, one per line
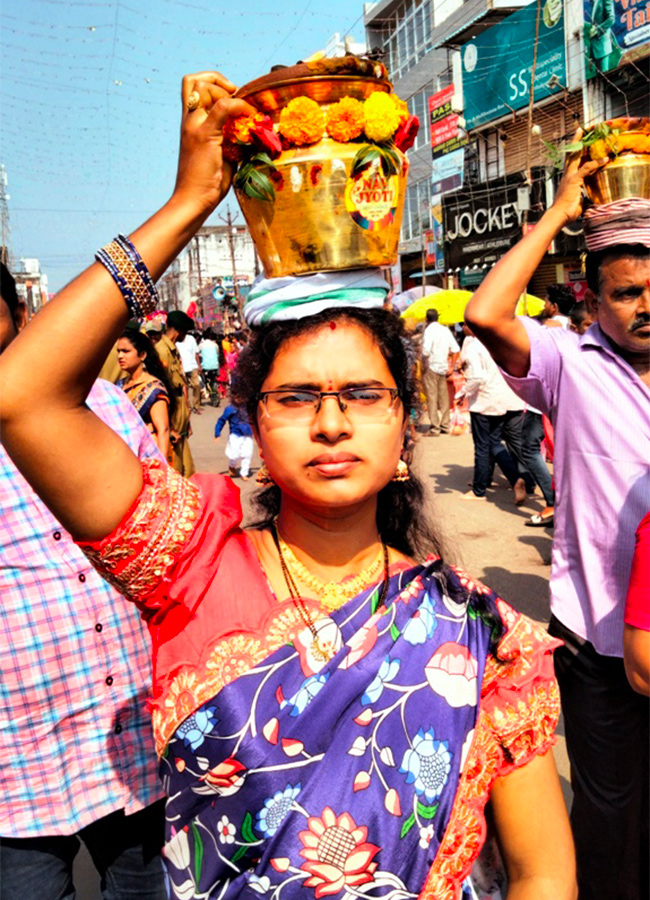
298,807,380,898
159,562,514,898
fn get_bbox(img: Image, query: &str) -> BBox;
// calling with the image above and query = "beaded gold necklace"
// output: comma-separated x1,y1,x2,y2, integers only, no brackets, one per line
274,523,386,612
271,523,390,662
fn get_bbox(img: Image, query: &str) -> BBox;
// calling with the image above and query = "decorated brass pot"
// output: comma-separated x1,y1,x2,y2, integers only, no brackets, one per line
233,58,408,279
585,153,650,205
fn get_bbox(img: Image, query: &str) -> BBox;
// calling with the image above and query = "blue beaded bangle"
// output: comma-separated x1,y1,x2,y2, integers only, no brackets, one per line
95,234,159,319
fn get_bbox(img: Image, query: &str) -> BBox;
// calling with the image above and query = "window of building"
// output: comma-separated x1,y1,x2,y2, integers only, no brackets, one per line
477,129,504,182
401,177,433,242
407,85,435,149
374,0,434,80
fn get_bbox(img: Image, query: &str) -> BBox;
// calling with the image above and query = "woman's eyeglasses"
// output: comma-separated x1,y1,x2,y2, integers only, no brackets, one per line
258,387,401,421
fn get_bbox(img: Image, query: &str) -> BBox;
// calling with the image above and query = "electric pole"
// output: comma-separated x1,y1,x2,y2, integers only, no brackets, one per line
0,165,11,267
218,206,242,324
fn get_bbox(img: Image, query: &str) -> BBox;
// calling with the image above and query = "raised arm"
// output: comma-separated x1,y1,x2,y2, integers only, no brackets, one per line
464,150,604,377
0,72,254,540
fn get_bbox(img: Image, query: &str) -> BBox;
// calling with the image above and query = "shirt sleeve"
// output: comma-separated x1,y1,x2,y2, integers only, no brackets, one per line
481,598,562,776
215,405,233,437
625,512,650,631
448,331,460,353
89,379,164,463
499,317,566,416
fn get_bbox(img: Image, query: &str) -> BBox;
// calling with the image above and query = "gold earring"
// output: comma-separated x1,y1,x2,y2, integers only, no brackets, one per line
256,464,275,485
392,459,410,482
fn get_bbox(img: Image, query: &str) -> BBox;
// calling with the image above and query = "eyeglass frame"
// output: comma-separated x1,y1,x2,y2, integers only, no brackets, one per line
257,386,402,417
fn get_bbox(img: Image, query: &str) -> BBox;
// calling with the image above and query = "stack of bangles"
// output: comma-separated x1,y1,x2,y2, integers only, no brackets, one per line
95,234,159,319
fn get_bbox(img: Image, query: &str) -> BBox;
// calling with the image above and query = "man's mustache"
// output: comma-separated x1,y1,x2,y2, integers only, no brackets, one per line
630,314,650,332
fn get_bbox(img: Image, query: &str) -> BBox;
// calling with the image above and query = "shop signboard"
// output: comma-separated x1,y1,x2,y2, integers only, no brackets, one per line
583,0,650,76
462,0,566,129
442,171,547,270
431,148,465,196
429,84,468,159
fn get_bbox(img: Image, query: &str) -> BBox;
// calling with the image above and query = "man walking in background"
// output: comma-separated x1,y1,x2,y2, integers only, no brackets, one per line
177,324,202,415
421,308,459,436
156,310,195,476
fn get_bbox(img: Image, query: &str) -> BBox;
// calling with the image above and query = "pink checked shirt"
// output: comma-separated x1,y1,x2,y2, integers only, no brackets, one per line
0,379,164,837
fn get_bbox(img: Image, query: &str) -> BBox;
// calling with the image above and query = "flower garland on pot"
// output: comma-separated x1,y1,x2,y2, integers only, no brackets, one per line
223,92,420,202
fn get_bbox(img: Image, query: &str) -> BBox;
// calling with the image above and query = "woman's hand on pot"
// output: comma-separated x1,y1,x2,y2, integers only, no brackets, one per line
172,71,257,216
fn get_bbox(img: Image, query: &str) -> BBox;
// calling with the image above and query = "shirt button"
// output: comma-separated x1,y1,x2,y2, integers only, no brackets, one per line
78,573,86,583
105,676,114,686
95,623,103,633
114,723,123,735
53,531,61,541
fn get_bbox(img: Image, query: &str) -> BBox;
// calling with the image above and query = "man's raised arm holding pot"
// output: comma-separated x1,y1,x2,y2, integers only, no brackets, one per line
464,151,604,376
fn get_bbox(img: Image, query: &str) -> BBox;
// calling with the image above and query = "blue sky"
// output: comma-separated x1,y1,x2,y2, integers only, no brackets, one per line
1,0,367,291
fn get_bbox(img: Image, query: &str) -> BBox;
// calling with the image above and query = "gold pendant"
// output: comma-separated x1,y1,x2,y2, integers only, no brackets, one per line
320,583,344,611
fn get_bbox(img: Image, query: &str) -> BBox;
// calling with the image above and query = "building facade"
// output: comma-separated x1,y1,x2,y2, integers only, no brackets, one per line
365,0,649,296
157,222,259,326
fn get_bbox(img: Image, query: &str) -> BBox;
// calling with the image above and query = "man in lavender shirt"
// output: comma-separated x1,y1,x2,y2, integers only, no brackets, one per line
465,156,649,900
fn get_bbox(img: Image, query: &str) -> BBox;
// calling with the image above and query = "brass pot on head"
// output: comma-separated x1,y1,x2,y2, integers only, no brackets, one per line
584,153,650,205
233,58,409,279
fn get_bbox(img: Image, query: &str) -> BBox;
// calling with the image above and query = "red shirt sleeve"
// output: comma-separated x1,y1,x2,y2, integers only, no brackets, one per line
625,512,650,631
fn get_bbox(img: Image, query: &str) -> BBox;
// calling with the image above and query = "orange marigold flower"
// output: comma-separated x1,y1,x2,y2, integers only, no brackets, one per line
326,97,365,142
391,93,410,126
617,133,650,154
278,97,325,146
223,113,266,146
363,92,401,142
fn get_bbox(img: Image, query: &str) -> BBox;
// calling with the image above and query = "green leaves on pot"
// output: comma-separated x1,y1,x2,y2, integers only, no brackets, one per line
352,142,403,179
234,152,277,202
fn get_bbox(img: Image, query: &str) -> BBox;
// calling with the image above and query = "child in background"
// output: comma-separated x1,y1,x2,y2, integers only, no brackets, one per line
214,399,254,480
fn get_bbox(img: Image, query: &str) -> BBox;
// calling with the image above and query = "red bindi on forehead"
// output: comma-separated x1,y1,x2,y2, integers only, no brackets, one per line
329,321,337,330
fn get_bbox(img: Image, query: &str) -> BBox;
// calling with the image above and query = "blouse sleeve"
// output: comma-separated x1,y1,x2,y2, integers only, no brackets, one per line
76,458,202,615
481,597,562,776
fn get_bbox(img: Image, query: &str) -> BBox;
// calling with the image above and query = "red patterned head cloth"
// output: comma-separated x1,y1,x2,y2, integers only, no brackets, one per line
583,197,650,251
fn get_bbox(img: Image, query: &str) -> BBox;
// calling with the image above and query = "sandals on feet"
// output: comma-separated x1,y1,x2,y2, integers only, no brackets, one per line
526,513,554,527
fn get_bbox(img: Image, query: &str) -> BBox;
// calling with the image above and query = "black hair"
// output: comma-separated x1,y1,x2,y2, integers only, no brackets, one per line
585,244,650,295
546,283,576,316
0,262,19,315
119,329,177,419
569,303,589,325
425,308,439,323
232,306,505,653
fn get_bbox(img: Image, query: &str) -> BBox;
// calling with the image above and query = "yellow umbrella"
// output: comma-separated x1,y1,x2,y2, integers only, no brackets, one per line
400,290,472,325
402,290,545,325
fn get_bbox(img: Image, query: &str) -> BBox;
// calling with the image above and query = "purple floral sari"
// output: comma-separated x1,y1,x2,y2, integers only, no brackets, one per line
160,562,499,900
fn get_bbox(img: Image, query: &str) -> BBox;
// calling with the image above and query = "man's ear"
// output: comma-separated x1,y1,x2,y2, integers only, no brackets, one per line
13,301,28,334
584,288,599,318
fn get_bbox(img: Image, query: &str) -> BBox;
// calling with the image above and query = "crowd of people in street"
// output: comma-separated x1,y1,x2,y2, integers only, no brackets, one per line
0,63,647,900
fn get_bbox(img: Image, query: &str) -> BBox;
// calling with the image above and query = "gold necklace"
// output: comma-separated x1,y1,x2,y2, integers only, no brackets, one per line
274,522,386,612
270,523,390,662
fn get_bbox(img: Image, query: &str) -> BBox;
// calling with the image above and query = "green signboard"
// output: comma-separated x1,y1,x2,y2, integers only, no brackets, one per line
462,0,566,129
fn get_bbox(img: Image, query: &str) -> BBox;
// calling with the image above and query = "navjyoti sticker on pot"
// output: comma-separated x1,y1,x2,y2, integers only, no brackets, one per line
462,0,566,130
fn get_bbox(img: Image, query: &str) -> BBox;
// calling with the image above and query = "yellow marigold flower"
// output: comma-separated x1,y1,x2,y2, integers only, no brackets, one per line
223,113,265,145
391,94,410,126
326,97,365,142
279,97,325,146
363,92,401,142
